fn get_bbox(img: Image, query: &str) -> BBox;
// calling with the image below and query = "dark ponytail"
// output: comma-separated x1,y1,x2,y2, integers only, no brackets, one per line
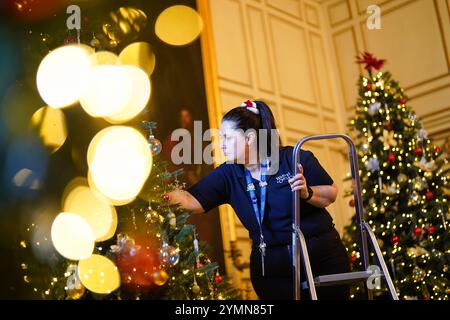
222,100,281,157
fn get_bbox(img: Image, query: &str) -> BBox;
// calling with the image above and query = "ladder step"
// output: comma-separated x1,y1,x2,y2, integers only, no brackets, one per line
301,271,385,289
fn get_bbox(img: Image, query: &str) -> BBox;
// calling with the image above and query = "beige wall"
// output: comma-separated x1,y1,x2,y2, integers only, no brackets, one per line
198,0,450,298
323,0,450,146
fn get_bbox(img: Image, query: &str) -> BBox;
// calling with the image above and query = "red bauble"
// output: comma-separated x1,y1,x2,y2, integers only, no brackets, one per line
365,84,372,91
348,198,355,207
161,194,170,202
435,146,441,154
6,0,66,22
427,225,436,235
390,235,400,245
115,235,160,292
387,154,396,163
350,255,358,264
214,275,223,285
426,191,434,200
64,36,76,44
196,261,204,268
400,98,407,105
414,147,423,156
384,123,393,131
413,227,422,236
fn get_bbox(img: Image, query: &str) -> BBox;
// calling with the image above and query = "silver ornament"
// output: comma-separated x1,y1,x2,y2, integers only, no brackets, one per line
366,157,380,172
368,102,381,116
148,137,162,155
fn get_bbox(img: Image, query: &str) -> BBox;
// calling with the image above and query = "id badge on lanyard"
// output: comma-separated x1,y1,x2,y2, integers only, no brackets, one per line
245,164,268,276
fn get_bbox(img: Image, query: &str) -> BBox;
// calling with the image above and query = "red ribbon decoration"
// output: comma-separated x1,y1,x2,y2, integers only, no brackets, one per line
244,100,254,108
355,52,386,71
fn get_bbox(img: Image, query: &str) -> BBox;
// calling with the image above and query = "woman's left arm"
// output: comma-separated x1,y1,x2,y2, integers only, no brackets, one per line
288,164,338,208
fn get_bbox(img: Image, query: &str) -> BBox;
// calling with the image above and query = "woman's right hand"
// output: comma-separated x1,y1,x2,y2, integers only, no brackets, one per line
164,189,205,214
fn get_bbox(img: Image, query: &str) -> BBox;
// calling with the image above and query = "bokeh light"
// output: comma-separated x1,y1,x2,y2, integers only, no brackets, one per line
155,5,203,46
87,171,135,206
80,65,133,118
30,106,67,153
62,177,117,242
87,126,152,205
36,45,94,108
91,51,120,66
104,66,151,124
78,254,120,294
51,212,95,261
119,42,156,76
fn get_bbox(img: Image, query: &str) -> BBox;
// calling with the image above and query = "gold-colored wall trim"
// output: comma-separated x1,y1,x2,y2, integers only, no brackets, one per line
327,0,352,27
331,26,360,108
197,0,240,289
266,0,304,20
356,0,391,14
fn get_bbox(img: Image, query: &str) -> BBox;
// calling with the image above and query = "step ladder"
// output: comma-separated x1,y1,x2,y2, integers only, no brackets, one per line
292,134,399,300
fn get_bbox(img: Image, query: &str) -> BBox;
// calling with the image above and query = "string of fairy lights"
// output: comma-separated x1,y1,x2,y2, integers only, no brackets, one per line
346,66,449,300
16,4,234,300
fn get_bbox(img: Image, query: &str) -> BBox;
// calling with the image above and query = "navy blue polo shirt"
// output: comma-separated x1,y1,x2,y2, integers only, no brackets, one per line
187,146,335,247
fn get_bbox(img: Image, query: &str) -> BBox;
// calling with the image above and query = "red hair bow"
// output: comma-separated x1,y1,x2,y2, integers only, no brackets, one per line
240,100,259,114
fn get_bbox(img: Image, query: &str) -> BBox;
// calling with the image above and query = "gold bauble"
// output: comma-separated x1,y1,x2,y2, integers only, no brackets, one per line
424,171,433,179
377,239,384,248
397,173,407,184
192,283,200,294
413,178,427,191
152,270,169,286
379,206,385,214
66,286,85,300
168,211,176,227
410,191,420,205
103,7,147,45
407,247,417,257
109,39,118,48
146,209,160,223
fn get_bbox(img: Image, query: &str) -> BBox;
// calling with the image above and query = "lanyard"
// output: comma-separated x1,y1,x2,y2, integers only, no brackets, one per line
244,164,267,228
244,163,268,276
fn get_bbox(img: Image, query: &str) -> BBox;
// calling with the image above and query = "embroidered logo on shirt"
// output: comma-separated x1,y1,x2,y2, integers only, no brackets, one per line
276,172,292,184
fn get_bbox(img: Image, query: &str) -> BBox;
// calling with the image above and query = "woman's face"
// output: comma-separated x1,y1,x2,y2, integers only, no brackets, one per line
220,120,247,163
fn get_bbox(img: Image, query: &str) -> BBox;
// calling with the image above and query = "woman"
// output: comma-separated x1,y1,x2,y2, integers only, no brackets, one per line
167,100,350,300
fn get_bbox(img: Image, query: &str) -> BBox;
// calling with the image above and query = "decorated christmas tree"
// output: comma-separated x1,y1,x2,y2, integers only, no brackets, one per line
10,2,240,300
19,120,240,300
343,52,450,300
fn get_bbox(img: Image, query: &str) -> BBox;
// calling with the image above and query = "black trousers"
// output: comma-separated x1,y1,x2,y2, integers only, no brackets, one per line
250,227,351,300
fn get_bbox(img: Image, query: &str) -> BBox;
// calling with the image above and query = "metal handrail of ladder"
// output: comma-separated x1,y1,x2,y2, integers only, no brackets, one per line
292,134,399,300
